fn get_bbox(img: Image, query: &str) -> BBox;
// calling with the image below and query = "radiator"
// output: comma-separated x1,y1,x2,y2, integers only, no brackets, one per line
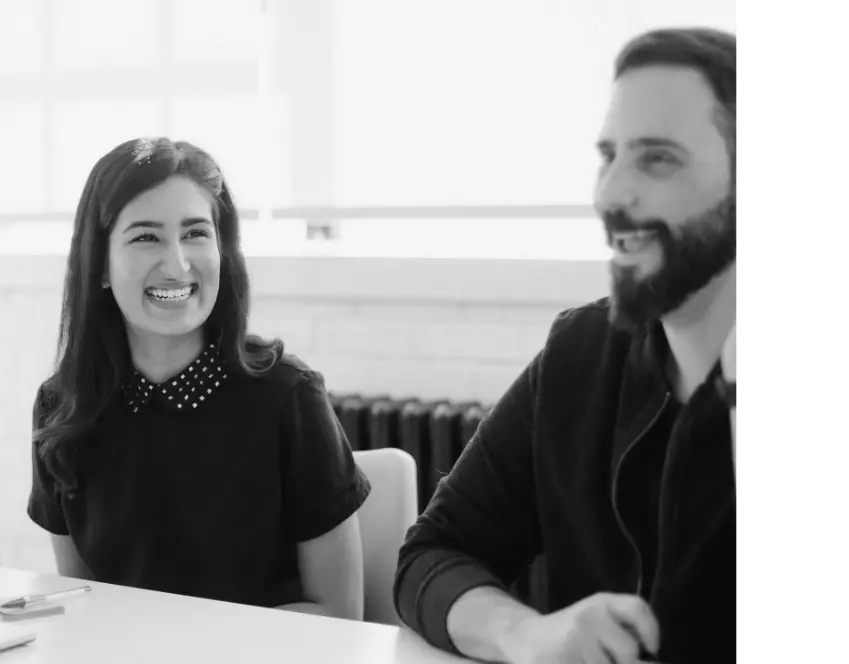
329,393,549,613
329,393,488,509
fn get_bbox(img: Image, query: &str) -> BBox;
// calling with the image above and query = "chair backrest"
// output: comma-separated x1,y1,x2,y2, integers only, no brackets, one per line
352,448,418,626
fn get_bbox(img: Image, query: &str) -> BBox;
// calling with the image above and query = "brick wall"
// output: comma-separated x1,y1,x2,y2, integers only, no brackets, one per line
0,255,606,572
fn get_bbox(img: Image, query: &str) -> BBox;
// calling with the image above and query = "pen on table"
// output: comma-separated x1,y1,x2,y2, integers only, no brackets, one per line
0,585,92,610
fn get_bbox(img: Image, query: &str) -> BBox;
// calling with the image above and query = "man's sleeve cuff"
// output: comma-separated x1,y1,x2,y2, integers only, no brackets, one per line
416,561,508,655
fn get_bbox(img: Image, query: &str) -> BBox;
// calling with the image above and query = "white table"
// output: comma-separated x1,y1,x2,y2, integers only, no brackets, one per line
0,567,473,663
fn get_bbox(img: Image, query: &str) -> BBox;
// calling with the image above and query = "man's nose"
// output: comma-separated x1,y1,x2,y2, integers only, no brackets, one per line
594,160,639,215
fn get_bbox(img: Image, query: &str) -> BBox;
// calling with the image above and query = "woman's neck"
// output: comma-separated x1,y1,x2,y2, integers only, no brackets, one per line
127,328,206,384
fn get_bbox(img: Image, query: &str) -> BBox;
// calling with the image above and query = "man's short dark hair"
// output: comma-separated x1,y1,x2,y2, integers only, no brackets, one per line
615,27,736,155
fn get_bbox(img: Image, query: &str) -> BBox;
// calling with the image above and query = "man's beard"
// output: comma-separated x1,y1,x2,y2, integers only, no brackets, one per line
604,196,736,331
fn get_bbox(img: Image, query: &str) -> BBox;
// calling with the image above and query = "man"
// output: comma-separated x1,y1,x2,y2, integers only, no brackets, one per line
393,27,736,664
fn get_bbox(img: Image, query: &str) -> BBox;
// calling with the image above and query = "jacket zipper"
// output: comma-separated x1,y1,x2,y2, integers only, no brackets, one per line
611,393,671,598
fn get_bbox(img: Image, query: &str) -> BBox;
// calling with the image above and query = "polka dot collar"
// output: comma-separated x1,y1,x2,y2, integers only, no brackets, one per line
122,343,229,414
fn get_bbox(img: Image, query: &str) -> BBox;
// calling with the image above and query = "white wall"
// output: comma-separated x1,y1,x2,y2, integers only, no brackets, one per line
0,255,608,572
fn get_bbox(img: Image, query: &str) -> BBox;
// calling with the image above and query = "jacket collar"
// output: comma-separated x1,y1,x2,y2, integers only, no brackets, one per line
609,318,729,469
120,343,229,414
610,320,674,471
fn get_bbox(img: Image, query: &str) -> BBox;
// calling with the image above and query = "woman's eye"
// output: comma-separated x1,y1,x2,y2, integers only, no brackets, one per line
130,233,158,243
130,229,210,243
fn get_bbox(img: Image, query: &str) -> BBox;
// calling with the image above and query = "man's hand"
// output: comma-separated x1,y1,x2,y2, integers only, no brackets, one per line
501,592,660,664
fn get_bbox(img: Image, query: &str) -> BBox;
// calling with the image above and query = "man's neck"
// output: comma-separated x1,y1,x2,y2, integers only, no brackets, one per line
127,328,206,384
662,263,736,403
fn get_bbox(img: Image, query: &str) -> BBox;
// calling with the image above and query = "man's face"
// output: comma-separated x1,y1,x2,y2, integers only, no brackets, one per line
593,65,735,330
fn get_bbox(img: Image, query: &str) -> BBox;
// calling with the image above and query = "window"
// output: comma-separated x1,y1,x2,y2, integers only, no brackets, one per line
325,0,735,258
53,100,163,209
54,0,160,70
0,0,273,222
0,0,42,73
173,0,262,63
0,103,45,212
332,0,615,206
323,1,590,257
171,94,291,210
629,0,736,34
0,0,735,260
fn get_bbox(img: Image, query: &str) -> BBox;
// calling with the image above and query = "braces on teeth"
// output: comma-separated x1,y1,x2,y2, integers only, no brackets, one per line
147,286,194,300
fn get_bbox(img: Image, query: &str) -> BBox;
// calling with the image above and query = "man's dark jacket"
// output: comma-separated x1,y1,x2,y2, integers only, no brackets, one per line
393,298,736,663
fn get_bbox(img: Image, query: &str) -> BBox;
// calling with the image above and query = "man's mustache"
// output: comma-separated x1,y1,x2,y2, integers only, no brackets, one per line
602,210,669,235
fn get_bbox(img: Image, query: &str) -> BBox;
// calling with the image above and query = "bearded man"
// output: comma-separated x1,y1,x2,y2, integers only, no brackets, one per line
393,26,737,664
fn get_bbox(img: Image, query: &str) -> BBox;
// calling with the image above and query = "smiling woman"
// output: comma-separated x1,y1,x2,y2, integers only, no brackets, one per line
27,137,371,622
106,177,222,371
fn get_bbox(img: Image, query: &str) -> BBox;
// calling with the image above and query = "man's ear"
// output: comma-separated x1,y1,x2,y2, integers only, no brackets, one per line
731,104,746,253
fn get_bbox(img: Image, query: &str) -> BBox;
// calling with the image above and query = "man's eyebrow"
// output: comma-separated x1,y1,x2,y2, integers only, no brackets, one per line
595,136,689,153
629,136,689,153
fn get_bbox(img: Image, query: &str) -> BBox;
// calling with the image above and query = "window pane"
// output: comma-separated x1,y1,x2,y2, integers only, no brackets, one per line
55,0,159,69
0,0,41,73
53,100,162,210
174,0,262,63
332,0,615,206
0,104,45,212
336,218,609,260
629,0,736,33
332,0,735,206
240,219,307,256
171,95,291,208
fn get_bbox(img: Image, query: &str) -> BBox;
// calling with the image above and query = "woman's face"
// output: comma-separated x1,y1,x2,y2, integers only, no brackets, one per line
105,175,221,343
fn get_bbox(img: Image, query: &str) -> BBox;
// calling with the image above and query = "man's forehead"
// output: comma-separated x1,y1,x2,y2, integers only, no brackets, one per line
599,65,721,149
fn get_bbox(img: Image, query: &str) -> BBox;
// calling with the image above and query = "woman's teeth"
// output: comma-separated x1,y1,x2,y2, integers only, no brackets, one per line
613,230,656,253
146,285,196,301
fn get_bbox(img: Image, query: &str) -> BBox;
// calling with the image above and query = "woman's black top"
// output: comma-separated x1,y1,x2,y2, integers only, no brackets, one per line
28,345,371,608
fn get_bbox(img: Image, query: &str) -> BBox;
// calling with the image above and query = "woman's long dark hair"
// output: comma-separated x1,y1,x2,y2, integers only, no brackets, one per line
34,137,283,487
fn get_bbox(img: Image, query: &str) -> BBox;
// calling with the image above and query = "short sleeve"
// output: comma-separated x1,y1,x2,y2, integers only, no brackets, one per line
281,370,371,542
27,385,70,535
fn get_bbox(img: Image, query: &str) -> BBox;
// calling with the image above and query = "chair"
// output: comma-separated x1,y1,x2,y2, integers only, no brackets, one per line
353,448,418,626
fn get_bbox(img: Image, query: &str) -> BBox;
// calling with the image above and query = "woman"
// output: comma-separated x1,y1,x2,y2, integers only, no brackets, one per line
27,137,370,620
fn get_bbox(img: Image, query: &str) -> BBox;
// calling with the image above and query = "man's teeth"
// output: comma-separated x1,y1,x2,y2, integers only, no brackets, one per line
146,285,195,300
613,230,656,253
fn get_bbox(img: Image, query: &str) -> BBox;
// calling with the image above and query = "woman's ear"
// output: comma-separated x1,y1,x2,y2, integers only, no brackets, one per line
102,252,110,289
